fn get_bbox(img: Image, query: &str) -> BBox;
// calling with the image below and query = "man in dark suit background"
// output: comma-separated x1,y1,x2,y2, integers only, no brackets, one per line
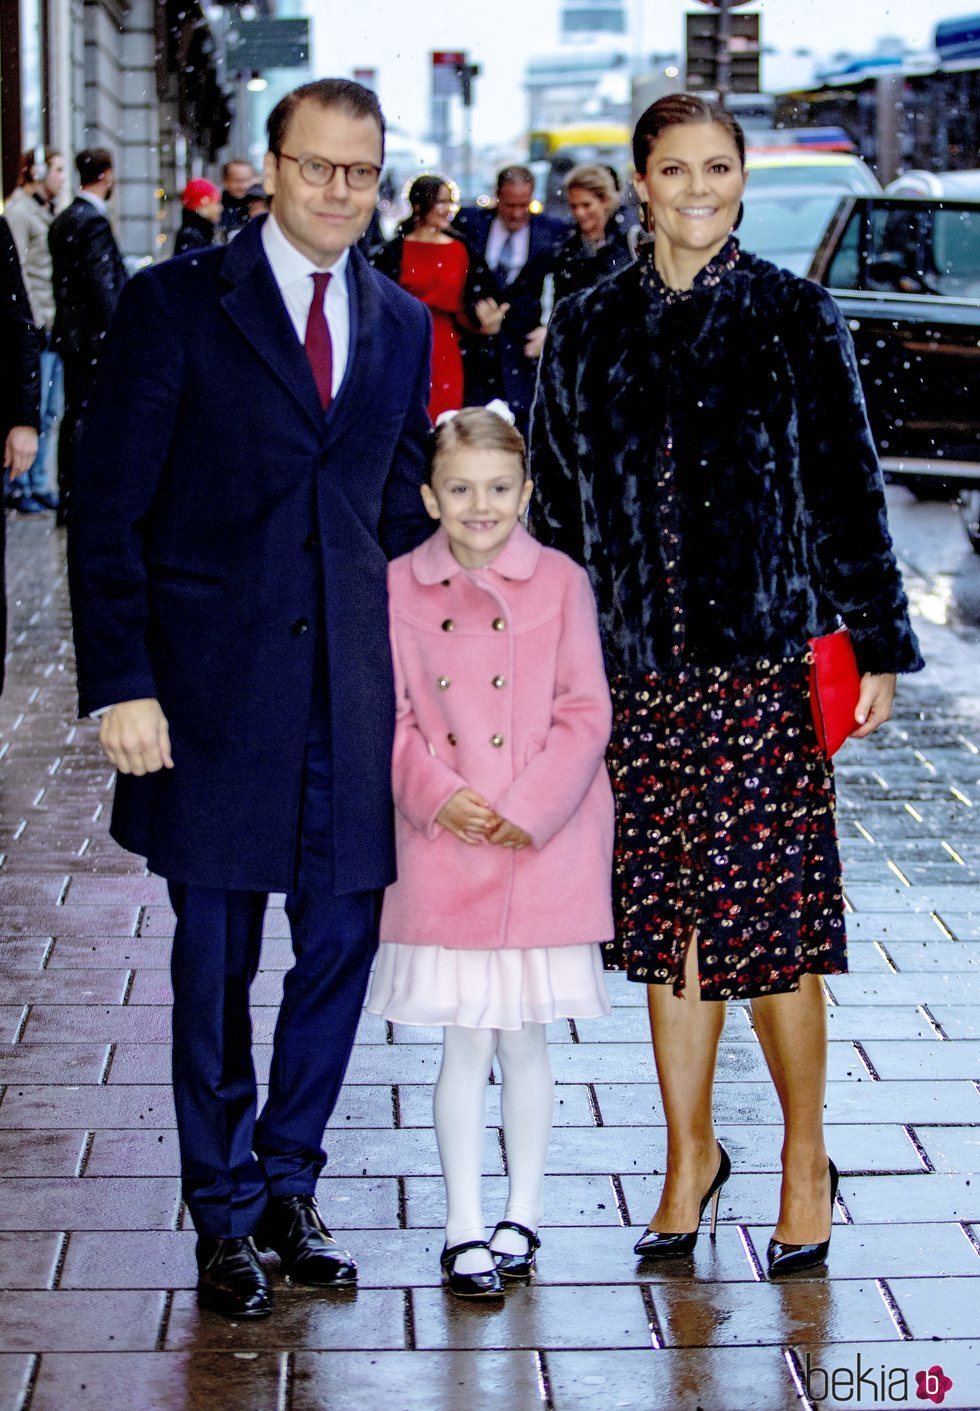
49,146,127,523
68,80,433,1320
453,165,565,434
0,216,41,692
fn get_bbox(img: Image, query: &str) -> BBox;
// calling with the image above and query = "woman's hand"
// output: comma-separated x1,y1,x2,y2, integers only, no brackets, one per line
853,672,896,738
475,298,509,335
486,815,532,850
436,789,496,844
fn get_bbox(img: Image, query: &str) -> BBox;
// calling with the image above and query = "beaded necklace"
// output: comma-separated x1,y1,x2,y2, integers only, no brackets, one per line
638,235,741,305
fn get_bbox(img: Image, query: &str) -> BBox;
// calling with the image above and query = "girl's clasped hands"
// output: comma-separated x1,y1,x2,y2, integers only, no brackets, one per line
436,789,532,849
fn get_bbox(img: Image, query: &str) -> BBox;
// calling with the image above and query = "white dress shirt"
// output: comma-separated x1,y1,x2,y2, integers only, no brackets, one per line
485,216,530,279
77,189,109,217
261,212,350,398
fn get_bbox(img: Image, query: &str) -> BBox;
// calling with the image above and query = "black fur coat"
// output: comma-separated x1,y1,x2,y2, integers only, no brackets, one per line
529,240,924,679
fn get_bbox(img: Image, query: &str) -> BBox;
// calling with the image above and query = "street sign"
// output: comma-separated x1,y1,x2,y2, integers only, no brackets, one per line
226,18,310,74
432,52,466,98
686,12,760,93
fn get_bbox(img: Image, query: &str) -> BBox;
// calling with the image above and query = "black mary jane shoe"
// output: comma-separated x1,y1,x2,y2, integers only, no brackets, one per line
633,1142,732,1260
490,1220,541,1279
440,1240,504,1299
196,1235,272,1319
766,1159,839,1278
255,1194,357,1287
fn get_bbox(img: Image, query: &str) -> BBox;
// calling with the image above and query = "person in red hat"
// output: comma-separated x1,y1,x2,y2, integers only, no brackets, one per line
173,178,222,257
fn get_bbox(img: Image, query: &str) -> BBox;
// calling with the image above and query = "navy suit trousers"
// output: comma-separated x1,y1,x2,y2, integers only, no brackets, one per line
168,744,380,1237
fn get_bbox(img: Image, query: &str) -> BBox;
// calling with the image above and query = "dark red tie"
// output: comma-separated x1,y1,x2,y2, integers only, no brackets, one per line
304,271,333,409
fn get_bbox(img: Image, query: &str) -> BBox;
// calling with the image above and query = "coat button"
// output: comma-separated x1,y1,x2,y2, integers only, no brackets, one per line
441,579,451,587
490,734,504,747
442,619,455,632
492,617,506,631
447,733,457,746
291,618,309,636
492,675,506,689
437,676,451,690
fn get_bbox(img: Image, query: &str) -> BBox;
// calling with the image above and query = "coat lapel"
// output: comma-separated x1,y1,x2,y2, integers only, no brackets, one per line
218,219,324,433
321,246,386,451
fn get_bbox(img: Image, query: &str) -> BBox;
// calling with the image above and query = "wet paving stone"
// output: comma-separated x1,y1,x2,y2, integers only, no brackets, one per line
28,1352,285,1411
0,1043,108,1084
412,1282,652,1350
860,1040,980,1079
886,1277,980,1339
655,1277,901,1347
841,1174,980,1224
405,1174,625,1230
742,1221,980,1280
292,1349,542,1411
0,1231,63,1289
0,1355,34,1411
0,1129,86,1177
547,1347,800,1410
0,1178,180,1232
165,1286,406,1351
0,1084,177,1129
20,1004,171,1043
0,1290,166,1351
911,1126,980,1173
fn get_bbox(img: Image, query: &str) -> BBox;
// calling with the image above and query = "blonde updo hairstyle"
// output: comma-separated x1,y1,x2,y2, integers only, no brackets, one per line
428,407,527,485
564,163,619,208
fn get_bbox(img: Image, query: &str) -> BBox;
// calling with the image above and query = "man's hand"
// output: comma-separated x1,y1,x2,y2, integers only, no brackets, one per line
475,298,510,336
853,672,896,738
436,789,496,844
3,426,39,481
523,325,547,360
99,698,174,775
486,815,532,850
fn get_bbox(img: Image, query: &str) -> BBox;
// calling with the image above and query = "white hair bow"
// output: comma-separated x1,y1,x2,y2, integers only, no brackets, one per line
434,399,516,429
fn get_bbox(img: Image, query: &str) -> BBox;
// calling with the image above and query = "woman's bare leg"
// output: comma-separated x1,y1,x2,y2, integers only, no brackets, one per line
751,974,832,1243
644,933,727,1232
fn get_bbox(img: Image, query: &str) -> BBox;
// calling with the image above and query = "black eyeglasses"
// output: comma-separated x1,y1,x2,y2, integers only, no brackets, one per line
276,153,382,191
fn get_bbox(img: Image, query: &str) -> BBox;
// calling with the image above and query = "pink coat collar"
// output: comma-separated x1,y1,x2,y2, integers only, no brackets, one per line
411,522,542,585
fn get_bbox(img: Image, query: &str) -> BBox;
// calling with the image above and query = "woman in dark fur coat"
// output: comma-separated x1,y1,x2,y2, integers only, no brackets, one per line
530,94,923,1278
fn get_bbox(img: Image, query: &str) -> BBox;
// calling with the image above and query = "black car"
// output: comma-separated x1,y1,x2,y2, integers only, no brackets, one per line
807,195,980,501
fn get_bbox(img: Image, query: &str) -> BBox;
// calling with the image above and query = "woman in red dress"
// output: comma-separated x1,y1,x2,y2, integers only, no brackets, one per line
374,176,487,421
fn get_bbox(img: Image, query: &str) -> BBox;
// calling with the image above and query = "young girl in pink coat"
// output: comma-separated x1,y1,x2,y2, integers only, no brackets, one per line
366,402,615,1298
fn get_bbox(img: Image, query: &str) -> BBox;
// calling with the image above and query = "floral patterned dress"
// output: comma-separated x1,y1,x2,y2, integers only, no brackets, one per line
604,244,847,1001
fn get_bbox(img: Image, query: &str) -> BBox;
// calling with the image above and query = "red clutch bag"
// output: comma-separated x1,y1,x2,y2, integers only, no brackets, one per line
808,629,861,757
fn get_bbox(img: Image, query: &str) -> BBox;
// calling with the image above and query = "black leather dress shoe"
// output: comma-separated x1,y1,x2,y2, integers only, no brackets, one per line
255,1194,357,1286
196,1236,272,1318
440,1240,504,1299
490,1220,541,1279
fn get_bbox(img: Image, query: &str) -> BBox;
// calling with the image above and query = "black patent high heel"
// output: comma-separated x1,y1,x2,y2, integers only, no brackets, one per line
490,1220,541,1279
633,1142,731,1259
440,1240,504,1298
766,1159,839,1278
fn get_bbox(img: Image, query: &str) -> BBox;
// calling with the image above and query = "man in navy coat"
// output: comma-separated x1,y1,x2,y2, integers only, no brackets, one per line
453,166,564,435
68,79,433,1319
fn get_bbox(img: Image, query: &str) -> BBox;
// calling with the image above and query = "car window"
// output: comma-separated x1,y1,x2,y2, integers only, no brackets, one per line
747,163,876,193
865,204,980,297
825,208,862,288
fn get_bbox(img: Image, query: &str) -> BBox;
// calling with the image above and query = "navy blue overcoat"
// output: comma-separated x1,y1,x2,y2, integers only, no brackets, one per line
68,218,433,894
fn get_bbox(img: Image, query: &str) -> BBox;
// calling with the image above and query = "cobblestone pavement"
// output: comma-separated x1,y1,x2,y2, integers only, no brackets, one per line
1,514,978,1411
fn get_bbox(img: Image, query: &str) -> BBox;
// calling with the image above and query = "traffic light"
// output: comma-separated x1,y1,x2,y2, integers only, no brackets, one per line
685,11,760,94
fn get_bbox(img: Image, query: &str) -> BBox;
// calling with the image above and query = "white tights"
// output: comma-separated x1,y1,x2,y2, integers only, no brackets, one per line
433,1022,554,1274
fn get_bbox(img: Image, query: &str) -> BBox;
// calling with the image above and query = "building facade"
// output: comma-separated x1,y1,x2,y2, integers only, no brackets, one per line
2,0,232,260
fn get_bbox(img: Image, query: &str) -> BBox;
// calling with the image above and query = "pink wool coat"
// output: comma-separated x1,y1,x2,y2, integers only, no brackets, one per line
379,523,615,950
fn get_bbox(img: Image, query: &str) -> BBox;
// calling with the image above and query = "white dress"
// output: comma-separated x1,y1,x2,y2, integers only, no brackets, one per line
365,941,610,1031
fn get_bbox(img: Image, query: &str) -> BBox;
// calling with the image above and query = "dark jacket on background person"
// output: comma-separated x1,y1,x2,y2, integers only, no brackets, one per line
49,196,127,368
530,245,923,680
219,191,250,241
0,217,42,692
173,208,218,258
551,207,635,304
451,205,564,429
67,217,433,893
